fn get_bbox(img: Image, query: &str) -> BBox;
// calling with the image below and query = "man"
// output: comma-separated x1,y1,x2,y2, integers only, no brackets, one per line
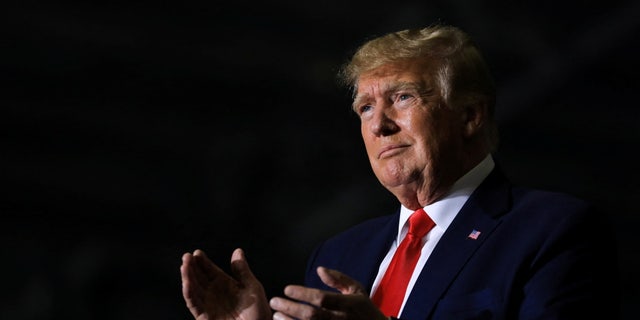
180,25,619,319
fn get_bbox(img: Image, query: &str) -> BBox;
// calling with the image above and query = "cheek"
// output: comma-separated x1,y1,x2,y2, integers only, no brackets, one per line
361,127,376,156
409,123,437,156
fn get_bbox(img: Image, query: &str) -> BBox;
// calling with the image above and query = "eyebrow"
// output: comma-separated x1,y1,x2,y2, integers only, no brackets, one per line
351,81,424,112
351,93,371,112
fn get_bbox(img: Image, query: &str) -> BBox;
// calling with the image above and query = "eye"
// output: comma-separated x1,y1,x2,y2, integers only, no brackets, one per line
358,104,373,114
397,93,413,101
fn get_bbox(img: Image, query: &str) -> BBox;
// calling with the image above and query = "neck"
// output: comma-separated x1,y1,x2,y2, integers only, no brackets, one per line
391,152,490,210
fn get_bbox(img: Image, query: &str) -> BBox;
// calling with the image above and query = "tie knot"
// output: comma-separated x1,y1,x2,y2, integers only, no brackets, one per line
408,208,435,239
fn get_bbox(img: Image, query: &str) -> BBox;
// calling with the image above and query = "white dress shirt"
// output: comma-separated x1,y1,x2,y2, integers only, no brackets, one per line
369,155,495,315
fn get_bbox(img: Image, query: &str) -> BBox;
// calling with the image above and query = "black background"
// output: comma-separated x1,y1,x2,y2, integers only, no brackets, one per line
3,1,639,319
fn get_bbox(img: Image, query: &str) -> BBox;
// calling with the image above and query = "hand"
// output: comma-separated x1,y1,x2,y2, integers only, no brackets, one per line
269,266,387,320
180,248,272,320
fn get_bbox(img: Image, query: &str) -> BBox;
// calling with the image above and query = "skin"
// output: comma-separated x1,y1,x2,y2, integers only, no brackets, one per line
180,57,490,320
180,249,271,320
353,59,488,210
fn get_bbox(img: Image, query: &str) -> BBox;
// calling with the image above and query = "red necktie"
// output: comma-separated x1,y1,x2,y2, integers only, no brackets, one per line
372,208,435,317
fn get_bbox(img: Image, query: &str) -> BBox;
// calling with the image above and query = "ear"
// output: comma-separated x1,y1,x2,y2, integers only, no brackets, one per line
462,100,486,138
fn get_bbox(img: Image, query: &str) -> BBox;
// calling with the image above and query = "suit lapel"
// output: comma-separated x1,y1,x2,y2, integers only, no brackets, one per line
400,168,511,319
342,213,400,291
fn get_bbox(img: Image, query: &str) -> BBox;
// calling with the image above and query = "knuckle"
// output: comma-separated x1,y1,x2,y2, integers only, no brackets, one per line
314,291,327,306
301,306,320,320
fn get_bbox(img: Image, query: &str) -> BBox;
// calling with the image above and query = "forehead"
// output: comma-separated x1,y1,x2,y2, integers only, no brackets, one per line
355,59,436,97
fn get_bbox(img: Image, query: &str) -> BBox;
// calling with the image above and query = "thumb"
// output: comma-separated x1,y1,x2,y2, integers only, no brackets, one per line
317,266,367,295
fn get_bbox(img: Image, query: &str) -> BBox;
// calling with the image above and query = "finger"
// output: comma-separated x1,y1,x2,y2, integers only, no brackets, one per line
189,250,219,287
284,284,357,315
270,296,328,320
317,266,367,295
272,311,296,320
185,249,236,304
181,253,205,297
192,249,216,277
282,284,337,309
180,253,206,314
193,249,236,285
229,248,257,283
231,248,253,280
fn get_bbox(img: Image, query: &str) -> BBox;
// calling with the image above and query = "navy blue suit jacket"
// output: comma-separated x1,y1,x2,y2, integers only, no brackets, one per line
303,167,619,319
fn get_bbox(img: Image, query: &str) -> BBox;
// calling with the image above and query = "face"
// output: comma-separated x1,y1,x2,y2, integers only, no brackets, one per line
353,59,467,202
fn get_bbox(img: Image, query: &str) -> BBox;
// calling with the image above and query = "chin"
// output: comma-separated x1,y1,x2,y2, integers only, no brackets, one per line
378,174,410,189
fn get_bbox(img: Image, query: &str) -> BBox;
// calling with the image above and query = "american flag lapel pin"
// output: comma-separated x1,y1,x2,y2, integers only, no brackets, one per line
467,229,481,240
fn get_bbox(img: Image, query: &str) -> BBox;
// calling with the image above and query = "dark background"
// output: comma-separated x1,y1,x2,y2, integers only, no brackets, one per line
2,1,639,319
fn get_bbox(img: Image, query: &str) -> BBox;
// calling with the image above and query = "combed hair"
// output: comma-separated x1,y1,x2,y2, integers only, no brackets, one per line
338,24,499,151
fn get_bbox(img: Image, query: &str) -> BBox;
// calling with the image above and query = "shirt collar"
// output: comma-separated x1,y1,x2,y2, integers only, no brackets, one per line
396,155,495,243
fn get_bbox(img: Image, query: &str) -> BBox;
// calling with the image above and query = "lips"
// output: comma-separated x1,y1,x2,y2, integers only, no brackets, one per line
377,144,409,159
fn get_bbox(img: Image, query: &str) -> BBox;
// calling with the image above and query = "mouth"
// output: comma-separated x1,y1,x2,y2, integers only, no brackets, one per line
377,144,410,159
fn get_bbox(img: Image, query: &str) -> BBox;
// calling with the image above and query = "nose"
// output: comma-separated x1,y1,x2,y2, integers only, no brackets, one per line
370,107,400,137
